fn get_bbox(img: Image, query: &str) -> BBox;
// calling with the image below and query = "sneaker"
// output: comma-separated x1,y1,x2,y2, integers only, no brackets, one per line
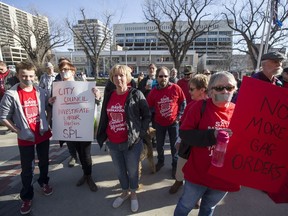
68,156,77,167
131,197,139,212
20,200,32,215
169,180,183,194
112,193,130,208
155,162,164,172
42,184,53,196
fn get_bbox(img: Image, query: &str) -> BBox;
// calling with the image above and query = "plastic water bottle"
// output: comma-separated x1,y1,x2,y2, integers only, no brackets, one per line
211,130,230,167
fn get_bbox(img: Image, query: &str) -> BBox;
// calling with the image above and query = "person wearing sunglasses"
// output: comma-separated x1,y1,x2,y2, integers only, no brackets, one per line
147,66,186,178
174,71,240,216
278,67,288,89
252,51,285,87
177,68,193,104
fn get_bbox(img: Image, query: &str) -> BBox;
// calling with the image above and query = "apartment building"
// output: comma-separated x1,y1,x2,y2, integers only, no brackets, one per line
72,19,111,52
0,2,49,66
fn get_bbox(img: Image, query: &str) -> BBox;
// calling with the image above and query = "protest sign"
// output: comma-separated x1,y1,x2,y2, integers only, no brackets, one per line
209,76,288,193
52,81,95,141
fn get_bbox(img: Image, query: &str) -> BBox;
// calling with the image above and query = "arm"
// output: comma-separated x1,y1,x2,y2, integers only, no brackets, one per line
179,129,216,147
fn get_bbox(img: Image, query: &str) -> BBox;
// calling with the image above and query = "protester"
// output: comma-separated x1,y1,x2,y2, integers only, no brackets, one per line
252,51,285,86
97,64,151,213
147,66,186,178
0,61,53,215
138,63,157,97
174,71,240,216
170,74,209,195
202,69,211,77
169,68,179,83
137,72,145,87
0,60,19,134
39,62,57,97
177,67,193,104
49,61,100,192
278,67,288,88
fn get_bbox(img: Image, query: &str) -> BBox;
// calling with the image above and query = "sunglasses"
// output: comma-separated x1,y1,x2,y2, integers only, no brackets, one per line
184,73,192,76
158,75,168,78
189,87,196,91
212,86,235,92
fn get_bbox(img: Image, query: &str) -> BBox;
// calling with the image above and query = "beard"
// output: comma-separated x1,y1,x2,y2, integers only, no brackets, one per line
159,80,168,88
274,67,283,76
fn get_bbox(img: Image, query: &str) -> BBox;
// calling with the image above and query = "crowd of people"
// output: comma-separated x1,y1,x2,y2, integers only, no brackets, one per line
0,50,287,215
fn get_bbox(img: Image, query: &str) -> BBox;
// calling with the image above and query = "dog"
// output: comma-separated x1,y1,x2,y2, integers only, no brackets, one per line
139,127,156,179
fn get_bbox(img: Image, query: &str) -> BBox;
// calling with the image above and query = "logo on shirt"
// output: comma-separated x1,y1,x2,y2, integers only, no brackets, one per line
107,103,127,133
158,95,172,118
23,97,39,124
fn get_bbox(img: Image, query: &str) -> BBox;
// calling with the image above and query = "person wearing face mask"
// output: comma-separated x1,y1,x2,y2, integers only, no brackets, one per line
49,61,100,192
0,61,53,215
174,71,240,216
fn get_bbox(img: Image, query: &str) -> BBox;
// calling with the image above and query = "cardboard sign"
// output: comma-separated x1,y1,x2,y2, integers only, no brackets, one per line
209,76,288,193
52,81,95,141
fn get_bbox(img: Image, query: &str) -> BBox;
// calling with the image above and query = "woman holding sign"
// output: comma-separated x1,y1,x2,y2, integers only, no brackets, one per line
174,71,240,216
97,65,151,213
49,61,101,192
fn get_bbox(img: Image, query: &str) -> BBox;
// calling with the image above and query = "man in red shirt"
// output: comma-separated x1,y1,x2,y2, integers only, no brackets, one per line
147,66,186,178
177,68,193,104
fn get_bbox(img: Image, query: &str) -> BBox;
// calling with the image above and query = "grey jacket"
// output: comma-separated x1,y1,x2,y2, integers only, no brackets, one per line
0,83,50,142
97,88,151,149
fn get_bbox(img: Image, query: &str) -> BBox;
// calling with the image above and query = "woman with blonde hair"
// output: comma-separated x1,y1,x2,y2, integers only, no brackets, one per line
97,65,151,213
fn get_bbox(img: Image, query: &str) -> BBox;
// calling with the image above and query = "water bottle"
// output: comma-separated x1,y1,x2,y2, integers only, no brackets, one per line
211,130,229,167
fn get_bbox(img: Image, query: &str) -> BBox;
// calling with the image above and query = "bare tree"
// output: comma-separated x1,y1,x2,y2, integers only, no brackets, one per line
143,0,219,71
1,12,70,72
222,0,288,69
66,9,113,78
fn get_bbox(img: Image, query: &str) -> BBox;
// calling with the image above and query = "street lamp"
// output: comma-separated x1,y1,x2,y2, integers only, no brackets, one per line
68,48,73,63
123,47,129,65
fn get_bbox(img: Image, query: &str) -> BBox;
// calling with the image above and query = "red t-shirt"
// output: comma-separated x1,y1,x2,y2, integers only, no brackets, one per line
106,90,129,143
147,83,186,126
180,99,240,192
17,86,51,146
177,78,192,104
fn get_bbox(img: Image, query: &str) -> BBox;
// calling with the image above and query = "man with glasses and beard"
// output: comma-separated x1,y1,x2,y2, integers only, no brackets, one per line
147,67,186,179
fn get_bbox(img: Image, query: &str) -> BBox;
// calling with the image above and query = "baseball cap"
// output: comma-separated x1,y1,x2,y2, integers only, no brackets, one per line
45,62,54,68
261,52,286,61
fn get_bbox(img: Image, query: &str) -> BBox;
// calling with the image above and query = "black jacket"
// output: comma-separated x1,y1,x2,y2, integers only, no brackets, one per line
97,88,151,149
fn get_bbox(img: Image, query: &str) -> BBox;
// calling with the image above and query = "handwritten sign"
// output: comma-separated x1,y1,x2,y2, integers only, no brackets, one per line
209,77,288,193
52,81,95,141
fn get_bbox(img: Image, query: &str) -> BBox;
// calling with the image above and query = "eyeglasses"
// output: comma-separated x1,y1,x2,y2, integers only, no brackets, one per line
212,86,235,92
189,87,196,91
184,73,192,76
158,75,168,78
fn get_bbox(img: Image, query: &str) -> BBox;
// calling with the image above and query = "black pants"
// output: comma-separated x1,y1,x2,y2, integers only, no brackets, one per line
66,141,92,175
19,139,50,200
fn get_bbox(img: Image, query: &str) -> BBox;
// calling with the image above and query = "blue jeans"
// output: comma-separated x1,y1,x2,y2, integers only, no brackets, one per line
18,139,50,201
174,181,227,216
106,139,143,191
155,122,178,168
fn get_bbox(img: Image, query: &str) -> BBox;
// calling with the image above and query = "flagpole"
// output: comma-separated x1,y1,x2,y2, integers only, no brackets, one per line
256,0,271,71
264,0,274,53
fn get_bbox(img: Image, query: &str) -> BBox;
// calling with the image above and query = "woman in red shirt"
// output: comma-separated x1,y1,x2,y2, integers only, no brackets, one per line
174,71,240,216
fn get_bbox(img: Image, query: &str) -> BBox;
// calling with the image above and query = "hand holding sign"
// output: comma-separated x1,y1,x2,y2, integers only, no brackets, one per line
209,77,288,194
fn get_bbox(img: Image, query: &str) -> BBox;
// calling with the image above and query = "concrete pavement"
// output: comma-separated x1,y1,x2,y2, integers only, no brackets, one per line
0,126,288,216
